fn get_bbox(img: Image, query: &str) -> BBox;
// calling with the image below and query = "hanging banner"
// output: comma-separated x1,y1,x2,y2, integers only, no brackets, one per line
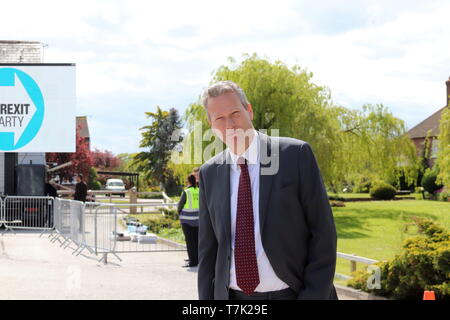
0,64,76,152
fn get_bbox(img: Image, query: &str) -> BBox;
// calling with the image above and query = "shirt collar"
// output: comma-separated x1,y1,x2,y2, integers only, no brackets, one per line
227,130,259,166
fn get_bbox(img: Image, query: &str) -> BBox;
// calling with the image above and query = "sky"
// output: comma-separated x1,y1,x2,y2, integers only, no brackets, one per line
1,0,449,154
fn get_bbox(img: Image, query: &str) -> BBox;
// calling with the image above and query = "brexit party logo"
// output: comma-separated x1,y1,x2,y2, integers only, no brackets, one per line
0,68,44,150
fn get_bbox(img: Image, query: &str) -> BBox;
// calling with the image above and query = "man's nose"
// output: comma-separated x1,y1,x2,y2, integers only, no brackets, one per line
225,116,235,129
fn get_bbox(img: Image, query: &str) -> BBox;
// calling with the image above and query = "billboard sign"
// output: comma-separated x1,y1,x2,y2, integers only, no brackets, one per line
0,64,76,152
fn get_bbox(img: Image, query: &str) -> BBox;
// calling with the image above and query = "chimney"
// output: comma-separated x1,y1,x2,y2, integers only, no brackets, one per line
447,76,450,107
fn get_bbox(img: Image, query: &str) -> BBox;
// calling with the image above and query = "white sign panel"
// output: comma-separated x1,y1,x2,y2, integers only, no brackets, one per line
0,64,76,152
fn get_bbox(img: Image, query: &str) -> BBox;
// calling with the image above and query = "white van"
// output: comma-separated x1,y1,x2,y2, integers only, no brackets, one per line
105,178,126,197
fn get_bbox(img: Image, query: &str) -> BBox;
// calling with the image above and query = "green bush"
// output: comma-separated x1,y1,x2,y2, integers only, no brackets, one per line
329,195,345,201
421,167,444,194
438,191,449,202
369,181,397,200
354,178,372,193
159,207,179,220
145,216,180,234
87,168,102,190
330,200,345,207
138,193,164,200
348,217,450,300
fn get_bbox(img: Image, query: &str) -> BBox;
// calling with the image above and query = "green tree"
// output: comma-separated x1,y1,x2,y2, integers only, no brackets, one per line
133,107,183,195
182,54,418,192
415,130,434,188
335,104,419,191
87,167,102,190
186,53,342,189
436,106,450,187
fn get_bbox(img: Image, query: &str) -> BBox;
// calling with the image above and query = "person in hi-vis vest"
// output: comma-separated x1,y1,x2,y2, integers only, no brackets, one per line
178,174,200,268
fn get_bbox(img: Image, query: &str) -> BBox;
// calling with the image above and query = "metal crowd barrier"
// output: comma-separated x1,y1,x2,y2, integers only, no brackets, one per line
1,196,54,233
92,203,186,263
49,199,95,256
0,197,5,233
47,199,185,263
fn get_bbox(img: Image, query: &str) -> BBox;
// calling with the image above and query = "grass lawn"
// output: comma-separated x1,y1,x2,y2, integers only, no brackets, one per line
125,199,449,285
328,192,422,199
333,199,450,282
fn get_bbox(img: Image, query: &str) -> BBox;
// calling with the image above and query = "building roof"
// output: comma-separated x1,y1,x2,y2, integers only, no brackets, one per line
76,116,90,139
407,106,446,139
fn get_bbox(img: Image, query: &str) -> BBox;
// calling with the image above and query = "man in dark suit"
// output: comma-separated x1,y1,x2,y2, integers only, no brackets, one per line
74,174,87,202
198,80,338,300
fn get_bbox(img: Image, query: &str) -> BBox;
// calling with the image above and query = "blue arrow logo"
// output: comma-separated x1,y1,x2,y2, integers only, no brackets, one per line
0,68,44,151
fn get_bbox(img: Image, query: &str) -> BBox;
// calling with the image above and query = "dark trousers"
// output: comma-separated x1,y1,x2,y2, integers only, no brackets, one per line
228,288,298,300
181,223,198,266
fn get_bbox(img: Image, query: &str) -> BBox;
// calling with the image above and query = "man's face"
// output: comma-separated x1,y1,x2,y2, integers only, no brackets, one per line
76,176,81,183
206,91,254,153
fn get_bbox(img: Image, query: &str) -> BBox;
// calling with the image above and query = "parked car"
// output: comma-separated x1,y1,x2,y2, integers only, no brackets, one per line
105,179,126,197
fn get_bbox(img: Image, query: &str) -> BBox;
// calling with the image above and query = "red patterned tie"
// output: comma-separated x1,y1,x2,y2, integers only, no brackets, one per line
235,157,260,295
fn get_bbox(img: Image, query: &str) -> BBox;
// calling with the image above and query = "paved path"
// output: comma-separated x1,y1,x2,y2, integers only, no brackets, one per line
0,231,354,300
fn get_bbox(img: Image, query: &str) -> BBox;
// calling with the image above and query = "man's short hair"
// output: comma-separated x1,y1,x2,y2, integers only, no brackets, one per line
192,167,200,173
201,80,249,110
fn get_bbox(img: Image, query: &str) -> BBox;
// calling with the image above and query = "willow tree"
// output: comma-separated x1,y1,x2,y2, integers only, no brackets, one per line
208,54,342,188
436,106,450,187
179,54,418,192
334,104,419,191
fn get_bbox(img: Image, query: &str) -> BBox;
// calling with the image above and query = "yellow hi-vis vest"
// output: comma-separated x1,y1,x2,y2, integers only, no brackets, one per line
180,187,199,226
184,187,199,210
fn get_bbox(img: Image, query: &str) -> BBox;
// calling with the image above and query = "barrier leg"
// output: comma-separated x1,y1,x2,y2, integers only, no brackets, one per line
99,253,108,264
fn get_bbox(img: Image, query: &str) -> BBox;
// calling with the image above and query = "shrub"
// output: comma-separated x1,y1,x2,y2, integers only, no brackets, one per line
87,167,102,190
348,218,450,300
138,193,164,200
354,178,372,193
438,191,449,202
145,216,180,234
421,167,444,194
159,207,179,220
329,195,345,201
330,200,346,207
369,181,396,200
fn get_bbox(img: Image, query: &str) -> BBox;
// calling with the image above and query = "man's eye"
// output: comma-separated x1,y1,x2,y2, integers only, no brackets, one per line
215,117,224,121
232,111,240,116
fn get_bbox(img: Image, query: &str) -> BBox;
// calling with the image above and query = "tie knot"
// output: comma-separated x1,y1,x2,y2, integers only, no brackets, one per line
237,156,247,168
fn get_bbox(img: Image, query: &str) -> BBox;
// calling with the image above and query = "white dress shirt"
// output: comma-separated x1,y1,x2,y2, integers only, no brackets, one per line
228,130,289,292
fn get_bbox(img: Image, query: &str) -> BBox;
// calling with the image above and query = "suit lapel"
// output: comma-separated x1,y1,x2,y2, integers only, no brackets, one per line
216,151,231,247
258,132,274,236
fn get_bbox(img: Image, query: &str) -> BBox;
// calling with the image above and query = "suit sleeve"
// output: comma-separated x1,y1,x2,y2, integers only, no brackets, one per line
296,142,337,300
197,168,218,300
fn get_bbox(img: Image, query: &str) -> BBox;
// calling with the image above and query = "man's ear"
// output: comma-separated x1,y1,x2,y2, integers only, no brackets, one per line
247,103,254,121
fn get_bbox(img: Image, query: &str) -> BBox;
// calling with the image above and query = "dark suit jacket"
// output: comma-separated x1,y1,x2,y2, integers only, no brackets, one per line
74,182,87,202
198,132,338,300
